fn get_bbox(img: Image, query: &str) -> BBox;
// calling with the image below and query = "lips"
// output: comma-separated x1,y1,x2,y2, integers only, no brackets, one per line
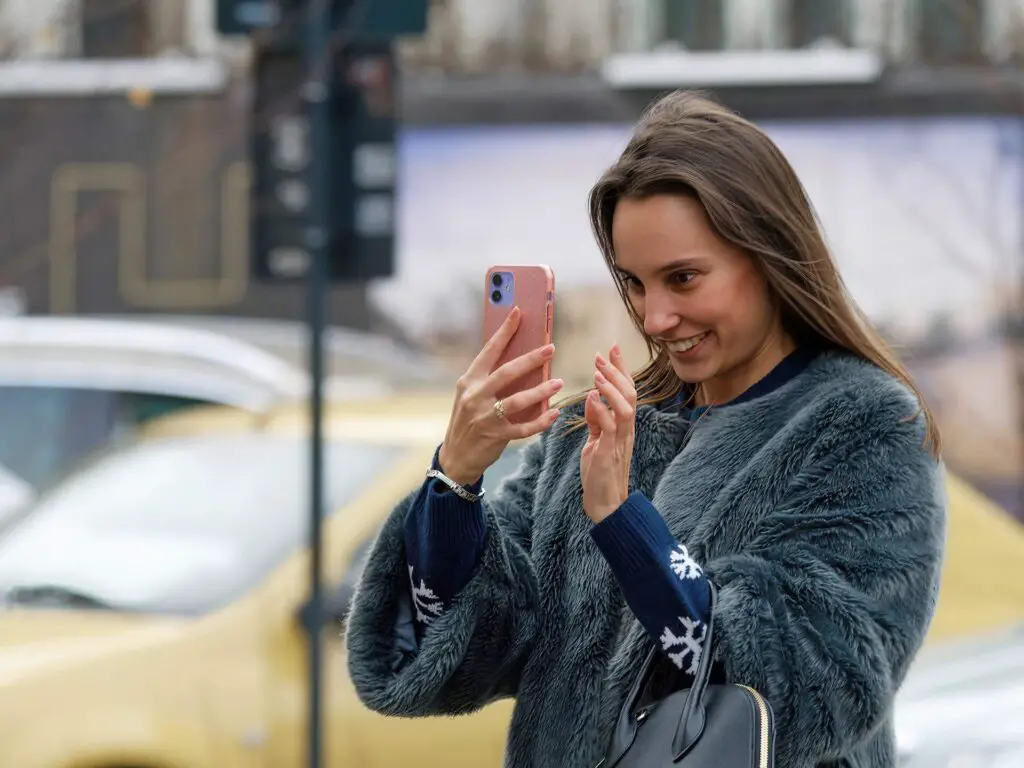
665,332,709,354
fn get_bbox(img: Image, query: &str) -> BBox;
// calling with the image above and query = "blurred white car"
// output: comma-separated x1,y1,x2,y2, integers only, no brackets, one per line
0,465,33,524
103,314,451,389
0,314,450,530
0,316,309,526
895,626,1024,767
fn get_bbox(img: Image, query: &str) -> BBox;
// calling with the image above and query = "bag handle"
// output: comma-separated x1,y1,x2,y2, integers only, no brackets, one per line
671,582,718,758
603,583,719,767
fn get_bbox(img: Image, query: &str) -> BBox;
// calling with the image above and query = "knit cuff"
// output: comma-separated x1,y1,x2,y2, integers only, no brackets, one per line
590,491,680,581
422,481,487,552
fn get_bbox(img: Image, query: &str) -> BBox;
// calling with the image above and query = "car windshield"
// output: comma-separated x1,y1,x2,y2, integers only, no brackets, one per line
0,433,400,615
0,386,121,489
0,385,213,490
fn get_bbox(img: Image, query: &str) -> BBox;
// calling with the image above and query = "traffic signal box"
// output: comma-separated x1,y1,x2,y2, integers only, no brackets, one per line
217,0,427,282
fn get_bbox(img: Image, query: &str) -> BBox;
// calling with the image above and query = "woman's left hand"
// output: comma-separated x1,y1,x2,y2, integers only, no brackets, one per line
580,345,637,524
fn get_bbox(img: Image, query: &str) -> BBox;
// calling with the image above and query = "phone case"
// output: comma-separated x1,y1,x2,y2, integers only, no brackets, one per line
482,264,555,425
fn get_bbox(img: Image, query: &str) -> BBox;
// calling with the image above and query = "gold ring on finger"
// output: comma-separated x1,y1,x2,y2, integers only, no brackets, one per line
494,399,507,420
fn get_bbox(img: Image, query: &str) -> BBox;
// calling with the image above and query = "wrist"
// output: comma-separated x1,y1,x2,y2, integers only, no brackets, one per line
445,467,483,488
437,445,482,487
586,504,620,525
586,494,628,524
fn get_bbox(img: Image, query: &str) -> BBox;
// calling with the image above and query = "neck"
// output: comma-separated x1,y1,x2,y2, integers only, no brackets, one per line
693,331,797,407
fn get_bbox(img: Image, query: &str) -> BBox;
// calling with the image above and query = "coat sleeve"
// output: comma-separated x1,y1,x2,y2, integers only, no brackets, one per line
706,390,947,766
344,434,546,718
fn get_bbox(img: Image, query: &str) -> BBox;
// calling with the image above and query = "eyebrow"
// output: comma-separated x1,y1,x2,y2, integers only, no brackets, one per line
615,258,703,278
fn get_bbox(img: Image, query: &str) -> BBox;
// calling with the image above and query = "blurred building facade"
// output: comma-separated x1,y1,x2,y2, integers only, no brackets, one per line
2,0,1024,328
2,1,1024,68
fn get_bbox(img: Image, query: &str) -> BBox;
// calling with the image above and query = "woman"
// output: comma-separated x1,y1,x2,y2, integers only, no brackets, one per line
346,91,947,768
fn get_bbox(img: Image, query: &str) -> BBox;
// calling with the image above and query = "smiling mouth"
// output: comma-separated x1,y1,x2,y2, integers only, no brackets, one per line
665,332,709,354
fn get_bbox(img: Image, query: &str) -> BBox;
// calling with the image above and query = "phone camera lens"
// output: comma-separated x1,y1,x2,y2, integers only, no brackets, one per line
491,273,503,287
491,290,502,303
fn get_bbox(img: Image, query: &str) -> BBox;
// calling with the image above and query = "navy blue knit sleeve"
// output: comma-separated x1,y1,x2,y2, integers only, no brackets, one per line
590,491,712,677
402,446,487,641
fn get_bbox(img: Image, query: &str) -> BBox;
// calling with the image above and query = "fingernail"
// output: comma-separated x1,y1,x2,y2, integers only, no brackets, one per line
541,345,555,359
596,354,607,366
552,378,564,389
510,306,521,319
612,344,621,357
595,371,606,384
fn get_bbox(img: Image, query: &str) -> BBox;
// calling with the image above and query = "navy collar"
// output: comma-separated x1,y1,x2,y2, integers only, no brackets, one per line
662,347,819,418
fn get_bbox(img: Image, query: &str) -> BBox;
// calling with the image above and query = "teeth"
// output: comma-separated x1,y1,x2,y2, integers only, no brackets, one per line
668,333,707,353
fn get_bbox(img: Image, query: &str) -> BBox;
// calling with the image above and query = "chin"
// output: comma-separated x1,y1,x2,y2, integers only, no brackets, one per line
668,357,717,385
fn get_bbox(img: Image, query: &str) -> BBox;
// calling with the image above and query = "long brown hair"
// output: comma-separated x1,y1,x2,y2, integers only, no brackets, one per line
560,90,940,456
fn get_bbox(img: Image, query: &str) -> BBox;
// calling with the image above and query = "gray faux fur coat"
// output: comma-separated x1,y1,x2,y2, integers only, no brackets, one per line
346,351,948,767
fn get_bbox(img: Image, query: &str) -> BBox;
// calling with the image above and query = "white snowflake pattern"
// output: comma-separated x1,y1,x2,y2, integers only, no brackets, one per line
660,616,707,675
408,564,444,625
669,544,703,581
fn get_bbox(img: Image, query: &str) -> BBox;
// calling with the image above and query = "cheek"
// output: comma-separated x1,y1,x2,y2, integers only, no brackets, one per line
686,280,737,328
702,274,773,337
733,303,772,341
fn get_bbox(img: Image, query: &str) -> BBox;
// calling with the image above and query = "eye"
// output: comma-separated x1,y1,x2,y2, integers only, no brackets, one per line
669,271,697,287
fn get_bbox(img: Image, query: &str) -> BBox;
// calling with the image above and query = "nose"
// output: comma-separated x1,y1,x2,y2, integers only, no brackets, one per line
641,289,679,338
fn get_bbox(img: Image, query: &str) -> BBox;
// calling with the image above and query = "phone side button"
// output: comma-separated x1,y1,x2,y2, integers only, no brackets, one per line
545,305,552,333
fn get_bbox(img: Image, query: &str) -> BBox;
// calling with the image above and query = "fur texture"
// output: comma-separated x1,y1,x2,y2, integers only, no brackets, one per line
345,351,947,768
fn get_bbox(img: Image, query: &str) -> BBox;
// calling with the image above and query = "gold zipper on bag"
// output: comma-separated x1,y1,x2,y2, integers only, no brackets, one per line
737,685,771,768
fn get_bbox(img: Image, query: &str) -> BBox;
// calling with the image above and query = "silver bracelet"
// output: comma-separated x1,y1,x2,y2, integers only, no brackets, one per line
426,468,485,503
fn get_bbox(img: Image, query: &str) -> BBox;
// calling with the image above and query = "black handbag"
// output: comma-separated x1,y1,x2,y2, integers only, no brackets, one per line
598,584,775,768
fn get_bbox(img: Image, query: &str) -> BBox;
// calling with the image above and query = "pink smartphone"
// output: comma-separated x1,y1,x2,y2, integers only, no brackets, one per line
482,264,555,425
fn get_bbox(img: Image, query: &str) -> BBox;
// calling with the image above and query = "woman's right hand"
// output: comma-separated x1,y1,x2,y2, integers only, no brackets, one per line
438,307,563,486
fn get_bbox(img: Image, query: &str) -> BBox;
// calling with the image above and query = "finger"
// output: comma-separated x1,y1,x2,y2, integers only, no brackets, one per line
507,408,561,439
584,390,603,438
594,371,634,421
587,389,616,435
610,346,637,402
485,342,556,394
468,306,521,377
501,377,564,416
610,345,631,378
596,349,637,405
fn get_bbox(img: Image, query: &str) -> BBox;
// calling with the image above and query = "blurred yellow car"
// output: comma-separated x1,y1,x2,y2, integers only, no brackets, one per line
0,392,517,768
0,391,1021,767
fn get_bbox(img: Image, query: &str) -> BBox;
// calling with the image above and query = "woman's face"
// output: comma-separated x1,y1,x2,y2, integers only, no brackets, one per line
611,194,790,400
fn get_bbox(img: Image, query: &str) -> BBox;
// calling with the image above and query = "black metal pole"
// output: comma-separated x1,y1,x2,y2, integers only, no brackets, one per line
304,1,330,767
1017,116,1024,523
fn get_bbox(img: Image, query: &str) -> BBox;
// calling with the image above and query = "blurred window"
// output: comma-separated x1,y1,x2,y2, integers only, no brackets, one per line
917,0,985,63
81,0,151,58
789,0,851,48
0,387,117,489
0,434,400,614
662,0,725,52
0,386,211,490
